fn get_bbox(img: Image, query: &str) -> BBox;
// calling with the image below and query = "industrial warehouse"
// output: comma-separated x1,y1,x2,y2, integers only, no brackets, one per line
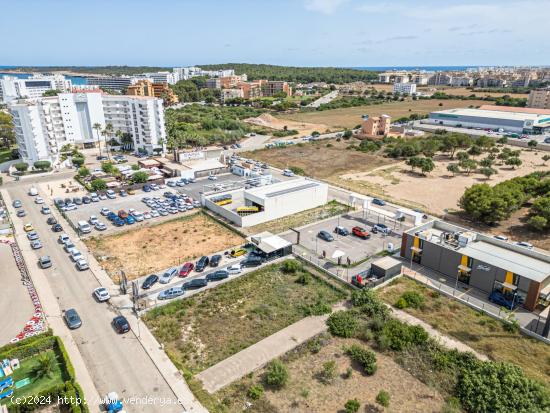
203,177,329,227
401,220,550,312
425,105,550,134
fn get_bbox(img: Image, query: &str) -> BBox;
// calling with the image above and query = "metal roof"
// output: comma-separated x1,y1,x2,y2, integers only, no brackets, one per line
459,241,550,283
265,182,319,198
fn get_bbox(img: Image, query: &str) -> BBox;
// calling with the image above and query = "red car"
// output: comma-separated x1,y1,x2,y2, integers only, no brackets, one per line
352,226,370,239
179,262,194,277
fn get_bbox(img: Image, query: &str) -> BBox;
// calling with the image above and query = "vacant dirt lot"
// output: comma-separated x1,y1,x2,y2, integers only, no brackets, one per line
84,213,244,281
215,336,445,413
277,99,488,129
245,113,330,137
242,139,397,181
341,147,550,215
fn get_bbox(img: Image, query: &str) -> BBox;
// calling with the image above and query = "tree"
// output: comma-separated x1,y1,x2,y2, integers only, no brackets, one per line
93,122,103,159
407,156,422,172
497,136,508,144
265,360,289,387
33,160,51,171
456,151,469,161
101,161,116,174
90,178,107,191
479,167,497,180
447,163,460,177
460,159,478,175
420,157,435,175
72,156,85,168
528,139,538,150
528,215,547,231
14,162,29,172
344,399,360,413
102,123,114,160
42,89,61,97
459,184,515,224
505,157,522,169
343,129,352,139
132,171,149,183
77,167,90,177
32,353,56,378
479,157,494,168
542,155,550,165
468,145,482,157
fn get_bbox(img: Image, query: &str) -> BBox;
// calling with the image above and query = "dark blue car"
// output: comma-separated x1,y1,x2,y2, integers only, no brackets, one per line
372,198,386,206
126,216,135,225
143,185,151,192
488,290,523,310
107,212,118,221
113,218,125,226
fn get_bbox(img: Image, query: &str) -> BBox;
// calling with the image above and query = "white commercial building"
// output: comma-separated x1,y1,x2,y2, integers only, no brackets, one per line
142,71,179,85
392,82,417,95
203,178,329,227
0,74,72,103
9,92,166,165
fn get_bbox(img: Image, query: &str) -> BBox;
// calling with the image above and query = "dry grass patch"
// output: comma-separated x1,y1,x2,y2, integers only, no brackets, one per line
379,277,550,386
84,213,244,281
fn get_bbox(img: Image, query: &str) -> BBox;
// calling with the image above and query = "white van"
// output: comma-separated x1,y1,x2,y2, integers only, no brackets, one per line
283,169,295,177
77,221,92,234
28,187,38,196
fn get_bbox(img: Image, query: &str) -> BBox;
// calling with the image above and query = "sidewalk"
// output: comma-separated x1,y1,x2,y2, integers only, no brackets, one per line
197,302,347,393
1,189,102,413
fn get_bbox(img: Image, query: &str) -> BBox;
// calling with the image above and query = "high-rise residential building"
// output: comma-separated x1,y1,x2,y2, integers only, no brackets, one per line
261,81,292,97
0,74,72,103
127,80,179,106
428,73,452,86
86,75,134,91
393,82,417,95
8,92,166,165
527,88,550,109
142,71,179,85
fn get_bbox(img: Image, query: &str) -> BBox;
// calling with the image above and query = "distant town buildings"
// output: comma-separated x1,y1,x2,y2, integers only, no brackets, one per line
127,79,179,106
359,114,391,138
8,92,166,165
0,74,72,103
392,82,417,95
527,88,550,109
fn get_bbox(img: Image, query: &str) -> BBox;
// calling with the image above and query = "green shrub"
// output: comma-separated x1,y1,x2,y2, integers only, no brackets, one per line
281,260,302,274
14,162,29,172
77,167,90,177
247,384,264,400
394,297,408,309
344,398,360,413
327,311,359,338
396,291,425,309
351,289,390,319
90,178,107,191
265,360,289,388
377,319,428,351
376,390,390,407
34,160,51,171
345,344,377,375
296,272,311,285
319,360,337,384
344,367,353,379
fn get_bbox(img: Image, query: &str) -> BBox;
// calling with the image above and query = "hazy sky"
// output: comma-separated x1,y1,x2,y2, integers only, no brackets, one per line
1,0,548,67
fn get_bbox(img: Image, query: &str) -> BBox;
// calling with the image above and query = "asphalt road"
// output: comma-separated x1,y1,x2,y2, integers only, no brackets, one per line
7,185,183,413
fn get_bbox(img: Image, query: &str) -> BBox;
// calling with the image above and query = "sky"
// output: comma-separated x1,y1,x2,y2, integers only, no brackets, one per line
0,0,548,67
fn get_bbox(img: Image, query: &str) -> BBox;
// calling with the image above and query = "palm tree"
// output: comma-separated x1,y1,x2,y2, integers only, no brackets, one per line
102,123,114,161
32,353,56,379
93,122,102,158
115,130,124,152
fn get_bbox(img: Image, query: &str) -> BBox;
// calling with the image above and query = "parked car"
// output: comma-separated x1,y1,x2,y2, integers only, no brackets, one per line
119,190,128,197
179,262,194,277
282,169,294,177
95,222,107,231
30,240,42,249
106,190,116,199
64,242,76,253
107,212,118,221
70,249,83,262
210,254,222,267
82,196,91,204
112,315,130,334
240,256,263,268
334,226,349,236
24,223,34,232
352,226,370,239
132,212,144,222
16,210,26,217
118,210,128,219
63,309,82,329
76,259,89,271
34,196,44,204
515,241,534,250
372,223,391,235
159,268,178,284
58,234,70,244
142,274,159,289
27,231,39,241
226,264,242,275
195,256,210,272
52,223,63,232
47,217,57,225
318,230,334,242
158,287,185,300
77,221,92,234
143,185,151,192
38,256,52,269
494,235,509,241
89,215,99,225
183,278,208,289
230,248,247,258
488,290,523,310
41,206,51,214
206,270,229,282
113,218,125,227
372,198,386,206
12,200,22,208
125,216,135,225
73,197,83,205
93,287,110,301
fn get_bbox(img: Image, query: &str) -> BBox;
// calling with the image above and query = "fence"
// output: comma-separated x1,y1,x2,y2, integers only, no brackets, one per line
402,268,550,345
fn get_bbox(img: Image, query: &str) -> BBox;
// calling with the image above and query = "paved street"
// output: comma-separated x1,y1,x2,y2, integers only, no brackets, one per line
307,90,339,108
4,185,188,413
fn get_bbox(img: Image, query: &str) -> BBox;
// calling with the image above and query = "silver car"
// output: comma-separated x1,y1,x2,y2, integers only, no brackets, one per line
159,268,178,284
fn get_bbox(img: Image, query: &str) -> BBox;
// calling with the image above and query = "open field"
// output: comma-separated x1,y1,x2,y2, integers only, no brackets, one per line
143,261,349,374
340,147,550,215
379,277,550,386
245,113,331,137
213,335,445,413
277,99,488,129
84,213,244,281
246,200,351,235
370,84,529,98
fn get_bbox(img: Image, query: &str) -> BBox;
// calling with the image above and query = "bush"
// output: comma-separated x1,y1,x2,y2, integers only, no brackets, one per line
319,360,337,384
281,260,302,274
344,367,353,379
90,178,107,191
457,361,550,413
265,360,289,388
344,398,360,413
351,289,390,320
376,390,390,407
395,291,425,309
14,162,29,172
72,156,85,168
377,319,429,351
327,311,359,338
345,344,377,375
296,272,311,285
289,166,305,175
394,297,408,309
132,170,149,183
77,167,90,177
247,384,264,400
34,160,51,171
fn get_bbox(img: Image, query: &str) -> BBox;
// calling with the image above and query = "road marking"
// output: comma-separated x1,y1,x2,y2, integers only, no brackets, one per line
456,288,471,298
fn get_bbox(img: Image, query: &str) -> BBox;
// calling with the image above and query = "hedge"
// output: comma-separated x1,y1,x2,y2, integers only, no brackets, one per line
0,336,56,361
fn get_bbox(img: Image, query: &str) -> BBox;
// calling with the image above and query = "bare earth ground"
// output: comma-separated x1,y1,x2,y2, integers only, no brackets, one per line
84,213,244,281
244,113,331,137
340,148,550,215
216,336,445,413
277,99,488,129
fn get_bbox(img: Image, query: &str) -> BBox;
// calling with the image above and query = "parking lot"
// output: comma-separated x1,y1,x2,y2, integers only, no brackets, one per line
285,210,408,265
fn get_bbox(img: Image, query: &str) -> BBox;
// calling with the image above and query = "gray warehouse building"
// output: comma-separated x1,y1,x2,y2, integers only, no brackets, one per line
401,220,550,311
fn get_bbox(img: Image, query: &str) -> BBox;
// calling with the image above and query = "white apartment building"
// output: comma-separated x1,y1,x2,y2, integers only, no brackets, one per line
527,89,550,109
9,92,166,165
142,71,179,85
393,82,417,95
0,74,72,103
86,75,134,90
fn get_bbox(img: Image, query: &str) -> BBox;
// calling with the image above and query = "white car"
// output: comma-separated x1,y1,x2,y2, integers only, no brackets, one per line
106,190,116,199
132,212,144,222
208,175,218,180
63,203,77,211
150,210,160,218
59,234,70,244
159,268,178,284
89,215,99,225
28,187,38,196
100,207,110,216
515,241,534,250
226,264,242,275
76,259,89,271
283,169,295,177
95,222,107,231
41,206,51,214
143,211,152,220
70,249,83,261
128,208,136,215
34,197,45,204
93,287,110,301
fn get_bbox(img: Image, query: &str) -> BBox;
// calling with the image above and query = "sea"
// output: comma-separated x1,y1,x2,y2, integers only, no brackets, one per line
0,68,87,85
